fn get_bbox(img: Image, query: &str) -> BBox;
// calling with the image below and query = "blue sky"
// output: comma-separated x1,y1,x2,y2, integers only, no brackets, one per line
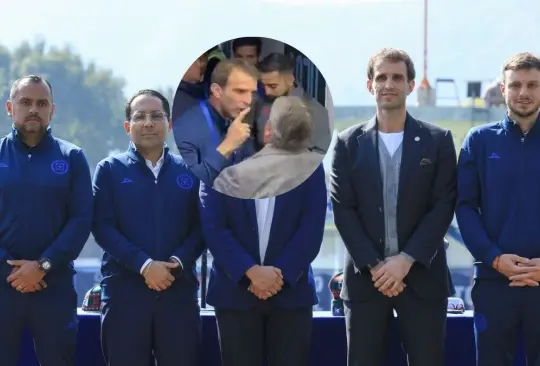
1,0,538,106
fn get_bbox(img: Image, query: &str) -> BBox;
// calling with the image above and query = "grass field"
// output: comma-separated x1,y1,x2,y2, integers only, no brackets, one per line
335,119,488,153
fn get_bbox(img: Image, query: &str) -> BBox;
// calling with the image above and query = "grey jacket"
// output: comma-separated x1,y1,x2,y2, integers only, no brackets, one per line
212,144,322,199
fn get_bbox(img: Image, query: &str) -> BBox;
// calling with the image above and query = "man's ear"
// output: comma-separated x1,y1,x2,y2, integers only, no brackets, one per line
6,100,12,116
210,83,221,99
123,120,130,135
407,80,415,95
367,80,374,95
49,104,56,120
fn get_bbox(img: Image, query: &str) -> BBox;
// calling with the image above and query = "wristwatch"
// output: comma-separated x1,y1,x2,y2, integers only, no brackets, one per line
38,258,52,273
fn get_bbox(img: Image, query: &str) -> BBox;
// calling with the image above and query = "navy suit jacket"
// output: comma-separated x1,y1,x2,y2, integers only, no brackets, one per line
199,164,327,310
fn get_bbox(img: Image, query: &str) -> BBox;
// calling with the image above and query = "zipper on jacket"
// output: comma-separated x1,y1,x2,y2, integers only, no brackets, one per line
520,133,526,249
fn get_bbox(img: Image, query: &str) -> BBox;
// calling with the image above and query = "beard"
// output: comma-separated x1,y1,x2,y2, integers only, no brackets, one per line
21,119,47,134
508,101,540,119
264,87,291,103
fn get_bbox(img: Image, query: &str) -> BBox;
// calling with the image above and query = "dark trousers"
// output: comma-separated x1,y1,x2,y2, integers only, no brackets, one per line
472,279,540,366
345,287,447,366
100,277,201,366
0,276,78,366
215,302,313,366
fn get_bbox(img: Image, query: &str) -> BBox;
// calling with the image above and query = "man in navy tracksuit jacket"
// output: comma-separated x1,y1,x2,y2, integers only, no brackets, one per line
456,52,540,366
173,59,259,187
92,90,204,366
0,75,93,366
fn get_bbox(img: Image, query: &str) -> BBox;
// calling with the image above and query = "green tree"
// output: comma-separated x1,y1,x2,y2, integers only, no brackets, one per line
0,40,129,169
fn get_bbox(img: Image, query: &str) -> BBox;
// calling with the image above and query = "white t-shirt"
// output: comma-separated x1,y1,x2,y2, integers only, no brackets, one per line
379,131,404,157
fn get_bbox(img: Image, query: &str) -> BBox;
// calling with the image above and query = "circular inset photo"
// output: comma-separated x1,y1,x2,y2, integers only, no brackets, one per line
172,36,334,199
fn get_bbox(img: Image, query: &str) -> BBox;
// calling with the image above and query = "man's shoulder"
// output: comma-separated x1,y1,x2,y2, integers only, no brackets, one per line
408,117,456,147
306,96,327,113
168,152,199,179
52,136,83,154
0,134,10,147
337,120,371,141
96,151,130,170
409,116,449,137
467,121,504,138
176,101,204,123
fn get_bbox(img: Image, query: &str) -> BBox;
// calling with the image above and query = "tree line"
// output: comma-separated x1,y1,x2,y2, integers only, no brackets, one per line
0,40,175,170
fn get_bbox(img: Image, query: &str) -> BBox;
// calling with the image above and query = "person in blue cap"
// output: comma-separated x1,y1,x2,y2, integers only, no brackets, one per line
0,75,94,366
92,89,204,366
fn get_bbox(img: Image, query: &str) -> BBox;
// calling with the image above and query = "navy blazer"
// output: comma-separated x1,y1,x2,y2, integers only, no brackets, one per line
199,164,327,310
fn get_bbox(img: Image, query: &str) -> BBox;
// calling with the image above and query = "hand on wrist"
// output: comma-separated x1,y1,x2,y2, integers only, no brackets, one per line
142,260,154,277
245,265,260,280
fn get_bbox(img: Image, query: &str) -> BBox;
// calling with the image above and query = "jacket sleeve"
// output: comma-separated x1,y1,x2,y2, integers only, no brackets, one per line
174,108,231,185
41,149,93,270
199,182,257,283
330,135,383,270
400,130,457,268
455,129,502,265
272,165,327,288
0,249,14,281
91,161,151,274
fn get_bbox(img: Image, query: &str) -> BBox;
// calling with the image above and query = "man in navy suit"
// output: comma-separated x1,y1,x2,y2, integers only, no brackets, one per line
199,164,327,366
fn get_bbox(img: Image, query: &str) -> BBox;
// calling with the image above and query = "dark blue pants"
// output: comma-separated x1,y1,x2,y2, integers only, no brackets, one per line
472,279,540,366
0,275,78,366
100,275,201,366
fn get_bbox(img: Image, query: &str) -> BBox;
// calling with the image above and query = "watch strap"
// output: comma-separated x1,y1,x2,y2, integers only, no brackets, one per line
38,258,52,273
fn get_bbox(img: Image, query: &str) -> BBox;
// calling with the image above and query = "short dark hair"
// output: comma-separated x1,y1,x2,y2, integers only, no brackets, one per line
259,53,294,74
10,75,54,101
232,37,262,56
501,52,540,82
367,48,416,82
125,89,170,120
210,59,259,88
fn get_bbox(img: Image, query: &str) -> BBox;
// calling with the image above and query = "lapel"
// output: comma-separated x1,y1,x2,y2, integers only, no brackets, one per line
355,117,383,199
398,113,425,203
244,199,258,231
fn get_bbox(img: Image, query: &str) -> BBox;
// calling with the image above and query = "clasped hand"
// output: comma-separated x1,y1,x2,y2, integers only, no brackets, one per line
493,255,540,287
142,260,179,291
6,260,48,293
371,255,412,297
246,265,284,300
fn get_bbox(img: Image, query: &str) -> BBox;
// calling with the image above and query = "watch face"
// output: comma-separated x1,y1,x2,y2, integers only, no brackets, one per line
42,261,51,271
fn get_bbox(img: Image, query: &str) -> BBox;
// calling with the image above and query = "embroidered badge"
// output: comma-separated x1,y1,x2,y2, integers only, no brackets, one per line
176,174,193,189
51,160,69,175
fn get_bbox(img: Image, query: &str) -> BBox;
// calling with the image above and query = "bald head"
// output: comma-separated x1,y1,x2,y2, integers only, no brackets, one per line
267,96,313,151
